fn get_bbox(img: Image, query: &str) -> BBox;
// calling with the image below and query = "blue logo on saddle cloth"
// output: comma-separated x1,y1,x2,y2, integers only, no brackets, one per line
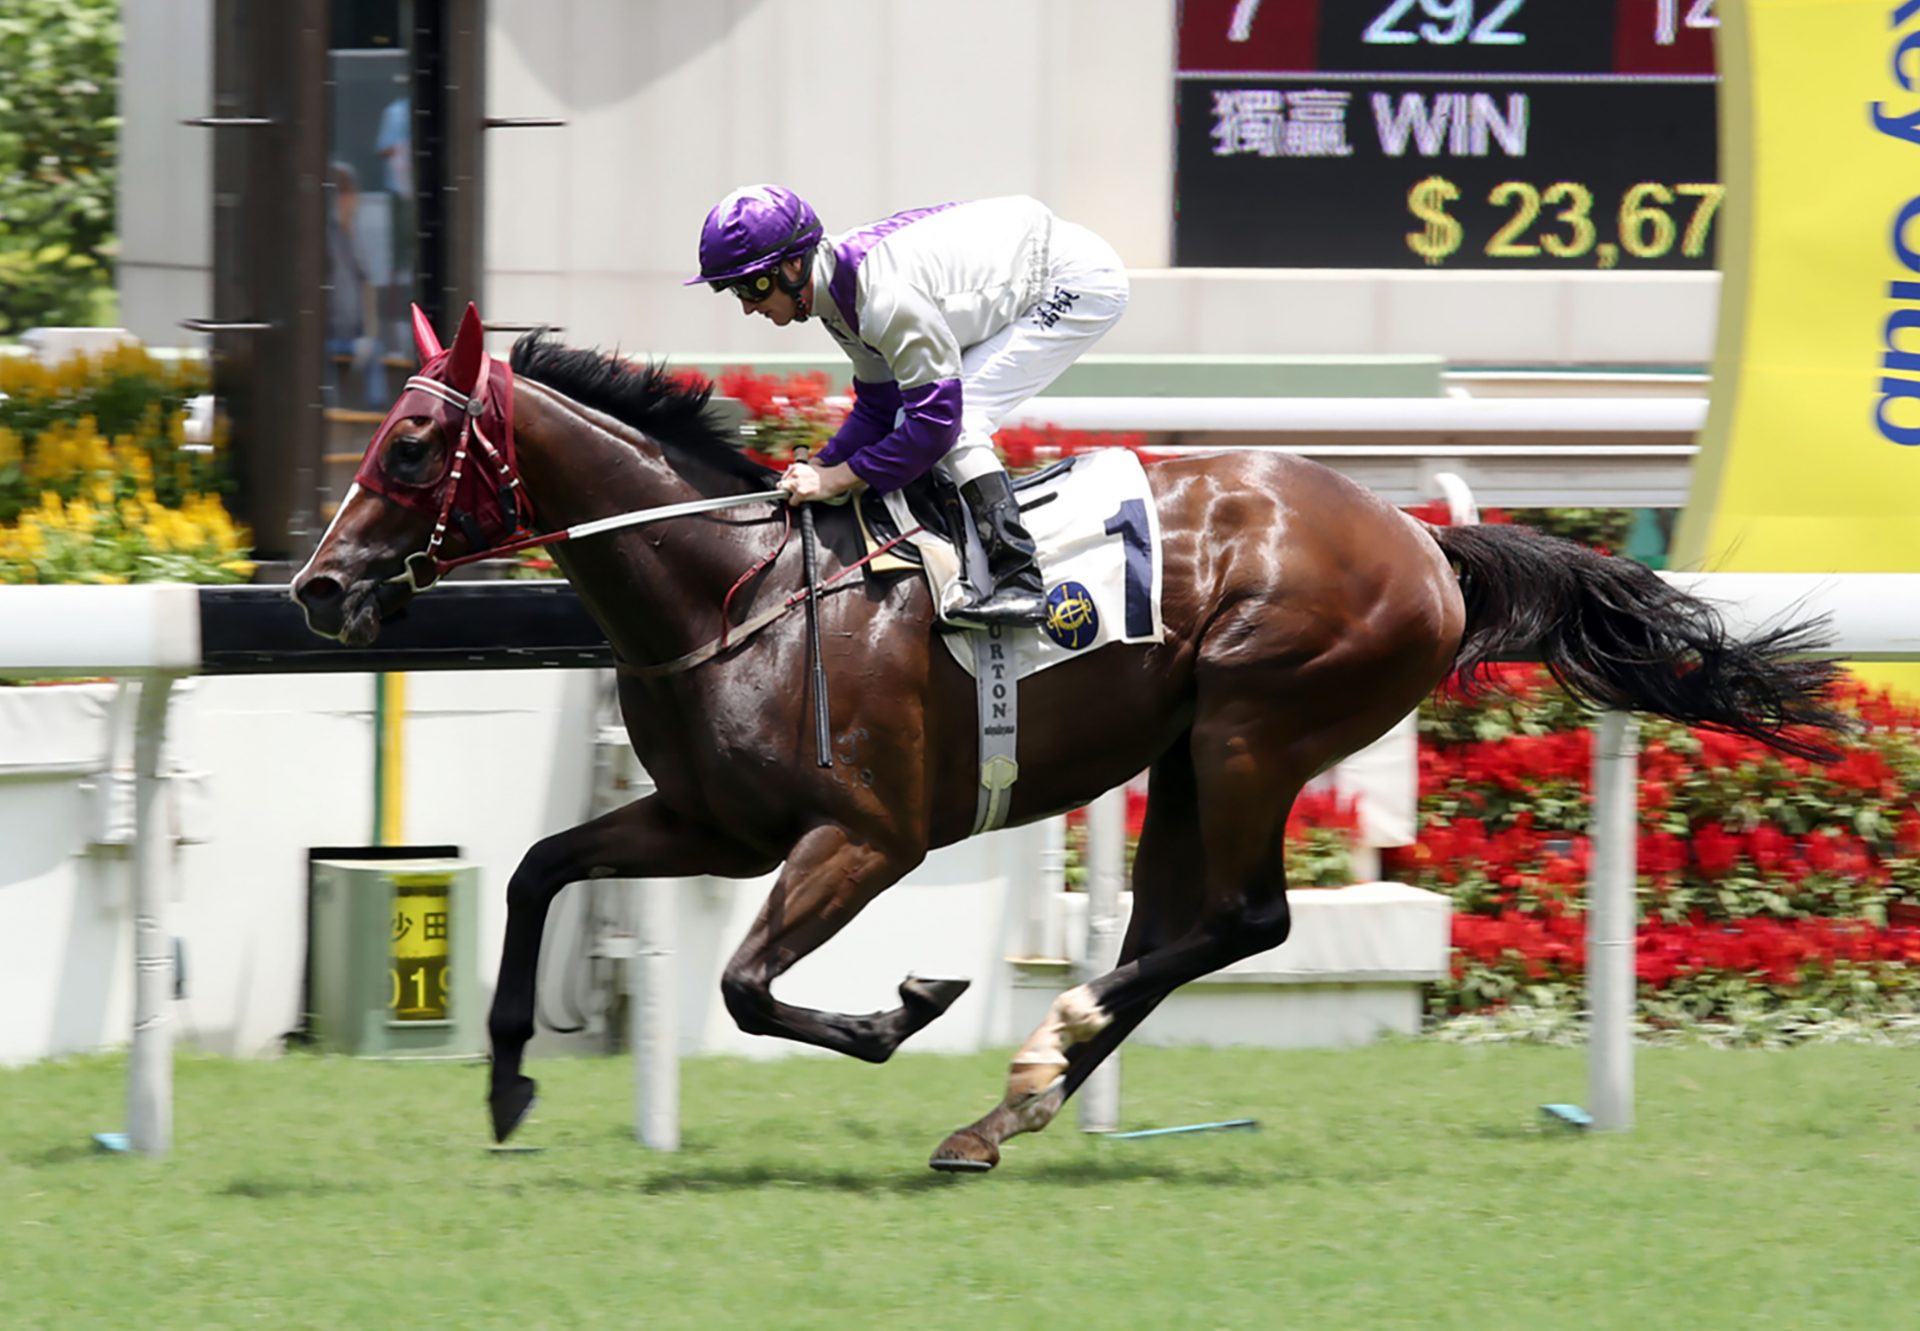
1044,580,1099,650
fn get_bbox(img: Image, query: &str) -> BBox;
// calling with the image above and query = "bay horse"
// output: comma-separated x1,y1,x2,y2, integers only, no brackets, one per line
292,304,1843,1172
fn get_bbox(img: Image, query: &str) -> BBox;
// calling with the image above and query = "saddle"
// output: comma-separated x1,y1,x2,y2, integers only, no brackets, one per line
853,459,1078,619
852,449,1163,669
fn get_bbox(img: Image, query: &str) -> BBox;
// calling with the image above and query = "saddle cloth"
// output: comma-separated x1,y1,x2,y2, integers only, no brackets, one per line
861,446,1165,677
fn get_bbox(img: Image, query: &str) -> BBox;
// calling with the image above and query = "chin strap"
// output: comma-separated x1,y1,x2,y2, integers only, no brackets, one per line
780,249,815,322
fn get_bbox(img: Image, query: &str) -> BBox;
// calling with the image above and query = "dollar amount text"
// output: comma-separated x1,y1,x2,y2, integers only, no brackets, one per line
1406,176,1725,267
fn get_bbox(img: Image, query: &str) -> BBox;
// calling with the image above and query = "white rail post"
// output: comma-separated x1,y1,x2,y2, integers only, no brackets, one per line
631,872,678,1151
602,736,678,1153
1079,786,1127,1132
1587,710,1640,1132
128,671,182,1157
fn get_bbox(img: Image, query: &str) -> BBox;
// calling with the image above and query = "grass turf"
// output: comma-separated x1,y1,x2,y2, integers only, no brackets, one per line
2,1042,1917,1330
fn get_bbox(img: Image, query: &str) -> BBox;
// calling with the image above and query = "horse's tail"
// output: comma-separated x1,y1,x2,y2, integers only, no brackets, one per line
1429,523,1849,760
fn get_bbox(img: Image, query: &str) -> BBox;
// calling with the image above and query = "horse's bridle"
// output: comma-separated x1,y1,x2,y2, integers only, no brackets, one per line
394,360,526,591
358,358,927,677
363,357,791,594
354,346,531,593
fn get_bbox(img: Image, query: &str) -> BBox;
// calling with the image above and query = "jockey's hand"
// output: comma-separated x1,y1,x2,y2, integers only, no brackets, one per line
778,460,862,504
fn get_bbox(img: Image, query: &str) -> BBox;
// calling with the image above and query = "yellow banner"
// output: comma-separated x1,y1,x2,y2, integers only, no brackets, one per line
1674,0,1920,692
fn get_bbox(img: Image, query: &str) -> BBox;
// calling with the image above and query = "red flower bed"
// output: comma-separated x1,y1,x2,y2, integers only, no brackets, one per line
1392,663,1920,1026
992,423,1157,472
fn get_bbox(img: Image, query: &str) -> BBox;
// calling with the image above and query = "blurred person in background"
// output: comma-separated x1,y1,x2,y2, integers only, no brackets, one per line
325,161,387,407
689,186,1129,627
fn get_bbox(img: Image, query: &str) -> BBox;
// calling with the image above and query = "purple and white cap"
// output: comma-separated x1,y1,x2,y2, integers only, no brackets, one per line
686,185,823,286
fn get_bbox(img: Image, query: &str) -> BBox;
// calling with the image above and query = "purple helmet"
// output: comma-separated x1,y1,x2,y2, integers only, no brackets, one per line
686,185,823,289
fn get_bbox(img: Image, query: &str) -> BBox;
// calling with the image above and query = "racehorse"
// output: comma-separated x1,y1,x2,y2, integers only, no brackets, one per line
292,304,1844,1172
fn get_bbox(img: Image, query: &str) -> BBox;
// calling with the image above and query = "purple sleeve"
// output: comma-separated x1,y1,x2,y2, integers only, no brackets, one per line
841,378,963,494
815,378,901,468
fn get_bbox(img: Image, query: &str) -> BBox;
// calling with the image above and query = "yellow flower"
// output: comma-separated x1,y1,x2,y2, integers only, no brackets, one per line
0,346,252,584
3,357,49,401
77,419,112,472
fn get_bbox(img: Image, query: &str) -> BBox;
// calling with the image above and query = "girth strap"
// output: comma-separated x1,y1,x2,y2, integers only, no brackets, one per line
970,624,1020,835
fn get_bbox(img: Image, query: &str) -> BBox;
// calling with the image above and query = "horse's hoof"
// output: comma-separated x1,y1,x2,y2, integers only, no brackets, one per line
929,1128,999,1173
900,976,971,1020
490,1074,538,1143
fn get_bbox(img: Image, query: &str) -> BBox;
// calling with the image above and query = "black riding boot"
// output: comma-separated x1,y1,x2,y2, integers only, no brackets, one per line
949,472,1048,627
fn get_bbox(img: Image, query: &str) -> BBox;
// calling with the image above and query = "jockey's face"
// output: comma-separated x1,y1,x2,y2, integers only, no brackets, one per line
736,257,810,327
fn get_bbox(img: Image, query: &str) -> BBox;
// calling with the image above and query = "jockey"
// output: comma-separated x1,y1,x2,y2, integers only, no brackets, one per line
688,185,1130,627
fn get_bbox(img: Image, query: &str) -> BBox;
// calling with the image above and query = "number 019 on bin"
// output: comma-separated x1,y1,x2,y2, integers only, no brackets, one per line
390,874,452,1023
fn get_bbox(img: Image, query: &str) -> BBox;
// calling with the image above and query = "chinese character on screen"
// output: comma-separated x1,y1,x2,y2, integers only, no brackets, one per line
1211,89,1353,158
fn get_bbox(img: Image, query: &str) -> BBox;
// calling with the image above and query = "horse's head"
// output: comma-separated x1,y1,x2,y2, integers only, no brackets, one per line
291,302,525,645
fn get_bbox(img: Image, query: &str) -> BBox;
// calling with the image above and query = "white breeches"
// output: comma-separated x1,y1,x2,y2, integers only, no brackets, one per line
935,220,1131,487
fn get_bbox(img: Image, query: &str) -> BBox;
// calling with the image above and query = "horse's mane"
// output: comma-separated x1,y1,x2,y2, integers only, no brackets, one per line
508,331,776,490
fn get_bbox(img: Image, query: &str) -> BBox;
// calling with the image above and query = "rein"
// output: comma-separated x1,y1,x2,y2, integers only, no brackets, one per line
434,489,785,573
618,523,925,679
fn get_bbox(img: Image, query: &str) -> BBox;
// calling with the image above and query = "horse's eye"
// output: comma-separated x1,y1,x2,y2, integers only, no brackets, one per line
392,436,429,469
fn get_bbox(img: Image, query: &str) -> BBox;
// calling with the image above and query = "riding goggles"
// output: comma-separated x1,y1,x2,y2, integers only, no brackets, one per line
712,269,778,303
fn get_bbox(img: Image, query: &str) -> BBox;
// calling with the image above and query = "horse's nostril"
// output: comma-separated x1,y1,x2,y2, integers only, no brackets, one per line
298,575,343,608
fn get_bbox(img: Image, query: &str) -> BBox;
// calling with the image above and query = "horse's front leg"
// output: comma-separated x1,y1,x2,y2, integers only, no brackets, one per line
488,794,771,1143
719,823,969,1062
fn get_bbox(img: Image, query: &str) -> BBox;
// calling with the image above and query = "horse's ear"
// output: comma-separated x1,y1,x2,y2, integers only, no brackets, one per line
410,304,443,363
445,302,486,393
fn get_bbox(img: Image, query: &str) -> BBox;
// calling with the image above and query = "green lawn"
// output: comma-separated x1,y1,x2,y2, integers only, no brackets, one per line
2,1042,1916,1330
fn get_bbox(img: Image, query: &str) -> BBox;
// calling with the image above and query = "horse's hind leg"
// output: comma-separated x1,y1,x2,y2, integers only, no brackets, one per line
932,671,1408,1171
930,742,1208,1171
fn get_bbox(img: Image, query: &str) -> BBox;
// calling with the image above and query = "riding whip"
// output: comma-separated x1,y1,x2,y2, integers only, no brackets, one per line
793,447,833,768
